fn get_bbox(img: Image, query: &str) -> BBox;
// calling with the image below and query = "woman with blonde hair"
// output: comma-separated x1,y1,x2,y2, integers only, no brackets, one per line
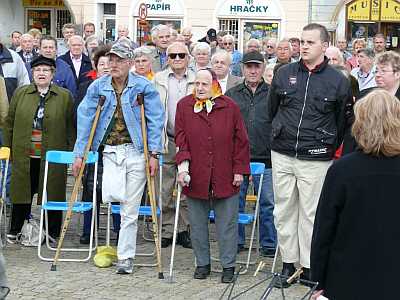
310,89,400,300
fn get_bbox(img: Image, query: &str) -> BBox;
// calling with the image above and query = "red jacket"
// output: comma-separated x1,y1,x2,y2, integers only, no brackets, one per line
175,94,250,200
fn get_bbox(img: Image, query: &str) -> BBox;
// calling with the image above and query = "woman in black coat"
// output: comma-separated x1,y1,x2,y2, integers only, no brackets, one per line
311,89,400,300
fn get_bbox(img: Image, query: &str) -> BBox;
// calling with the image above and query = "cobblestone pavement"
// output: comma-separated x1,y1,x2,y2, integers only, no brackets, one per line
4,177,312,300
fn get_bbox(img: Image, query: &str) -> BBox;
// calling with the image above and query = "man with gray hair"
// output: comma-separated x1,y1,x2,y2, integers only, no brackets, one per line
59,35,92,88
154,41,195,248
57,23,75,56
116,24,138,50
350,48,377,91
325,46,345,66
150,24,172,72
73,37,164,274
245,39,262,53
17,33,38,65
268,39,295,64
181,27,193,50
211,50,241,94
222,34,242,76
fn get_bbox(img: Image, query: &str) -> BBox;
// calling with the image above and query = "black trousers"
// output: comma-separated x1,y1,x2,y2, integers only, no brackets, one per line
10,158,62,237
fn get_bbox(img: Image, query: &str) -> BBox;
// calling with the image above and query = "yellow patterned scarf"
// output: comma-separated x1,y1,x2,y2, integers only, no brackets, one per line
193,79,222,113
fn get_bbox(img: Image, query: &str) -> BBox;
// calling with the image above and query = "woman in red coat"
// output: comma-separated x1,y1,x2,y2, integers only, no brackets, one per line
175,69,250,283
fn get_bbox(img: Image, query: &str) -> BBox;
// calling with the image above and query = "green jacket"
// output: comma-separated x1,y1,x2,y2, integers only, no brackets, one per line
3,83,75,204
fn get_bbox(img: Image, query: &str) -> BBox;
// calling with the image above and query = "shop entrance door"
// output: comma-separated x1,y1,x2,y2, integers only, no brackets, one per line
243,21,279,51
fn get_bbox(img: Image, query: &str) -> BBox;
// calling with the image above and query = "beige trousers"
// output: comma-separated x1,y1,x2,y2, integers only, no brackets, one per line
155,137,189,238
271,150,332,268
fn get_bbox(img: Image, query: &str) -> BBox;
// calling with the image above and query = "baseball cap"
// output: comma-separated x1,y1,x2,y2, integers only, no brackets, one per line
106,37,133,59
207,29,217,41
242,51,265,64
30,55,56,69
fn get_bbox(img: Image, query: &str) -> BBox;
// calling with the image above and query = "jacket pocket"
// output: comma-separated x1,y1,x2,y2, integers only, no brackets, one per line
315,127,336,145
278,88,297,106
314,92,336,114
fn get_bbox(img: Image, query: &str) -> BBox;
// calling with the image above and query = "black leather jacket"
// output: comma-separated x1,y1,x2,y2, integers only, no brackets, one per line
267,58,352,160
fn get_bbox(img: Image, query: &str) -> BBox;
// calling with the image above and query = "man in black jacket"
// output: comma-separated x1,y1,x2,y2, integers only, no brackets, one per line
267,23,352,287
226,51,276,257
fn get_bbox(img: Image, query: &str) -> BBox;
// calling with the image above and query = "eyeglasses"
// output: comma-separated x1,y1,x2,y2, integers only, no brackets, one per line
168,53,186,59
375,68,395,75
33,68,52,74
223,42,233,46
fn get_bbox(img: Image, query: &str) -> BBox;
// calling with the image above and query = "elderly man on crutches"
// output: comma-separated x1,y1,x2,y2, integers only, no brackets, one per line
73,37,165,275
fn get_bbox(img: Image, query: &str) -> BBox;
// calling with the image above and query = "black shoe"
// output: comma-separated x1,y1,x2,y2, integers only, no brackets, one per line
237,244,245,254
260,247,276,258
299,267,314,288
274,263,296,289
221,267,235,283
80,234,90,245
194,264,211,280
177,231,192,249
161,237,172,248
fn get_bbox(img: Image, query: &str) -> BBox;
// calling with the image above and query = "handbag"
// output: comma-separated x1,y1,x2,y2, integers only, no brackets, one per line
18,219,45,247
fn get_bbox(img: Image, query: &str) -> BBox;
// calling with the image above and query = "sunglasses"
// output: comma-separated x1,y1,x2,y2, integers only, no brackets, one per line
266,45,274,49
224,42,233,45
168,53,187,59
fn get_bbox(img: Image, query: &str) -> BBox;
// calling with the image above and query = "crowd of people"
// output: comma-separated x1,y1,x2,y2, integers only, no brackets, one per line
1,20,400,298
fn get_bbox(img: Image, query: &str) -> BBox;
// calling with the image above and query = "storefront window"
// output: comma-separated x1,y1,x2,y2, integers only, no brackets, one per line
243,21,279,49
27,9,51,35
136,19,181,45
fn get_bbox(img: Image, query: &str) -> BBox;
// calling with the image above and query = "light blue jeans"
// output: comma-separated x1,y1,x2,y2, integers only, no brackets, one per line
238,168,277,249
102,144,146,260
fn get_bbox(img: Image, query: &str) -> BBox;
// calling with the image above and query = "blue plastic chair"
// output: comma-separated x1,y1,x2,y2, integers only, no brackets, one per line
38,150,99,262
209,162,265,273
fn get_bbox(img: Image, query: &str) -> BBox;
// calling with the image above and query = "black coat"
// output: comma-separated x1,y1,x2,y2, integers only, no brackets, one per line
59,51,92,88
311,151,400,300
267,58,352,160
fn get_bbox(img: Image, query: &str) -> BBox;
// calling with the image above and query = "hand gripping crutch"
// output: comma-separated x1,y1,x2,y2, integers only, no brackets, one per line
51,95,105,271
167,174,190,283
137,93,164,279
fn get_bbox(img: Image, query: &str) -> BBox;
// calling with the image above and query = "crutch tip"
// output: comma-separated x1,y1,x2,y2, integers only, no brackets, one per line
50,264,57,271
158,272,164,279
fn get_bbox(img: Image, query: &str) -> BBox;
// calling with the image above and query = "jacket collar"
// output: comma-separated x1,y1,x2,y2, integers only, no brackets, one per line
102,72,138,91
25,83,60,96
299,56,329,73
156,66,196,87
237,79,268,94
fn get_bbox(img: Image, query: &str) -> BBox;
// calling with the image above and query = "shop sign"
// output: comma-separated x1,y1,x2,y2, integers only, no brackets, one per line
216,0,282,18
371,0,380,21
134,0,184,17
347,0,371,20
381,0,400,21
23,0,64,7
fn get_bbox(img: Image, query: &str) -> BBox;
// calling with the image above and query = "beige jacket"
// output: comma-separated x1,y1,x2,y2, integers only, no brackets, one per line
153,67,196,152
0,76,9,128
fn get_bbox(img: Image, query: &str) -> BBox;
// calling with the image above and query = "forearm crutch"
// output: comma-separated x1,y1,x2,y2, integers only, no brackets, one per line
138,93,164,279
51,96,105,271
167,174,190,283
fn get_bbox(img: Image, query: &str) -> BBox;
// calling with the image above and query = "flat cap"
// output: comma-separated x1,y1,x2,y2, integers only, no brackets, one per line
30,55,56,68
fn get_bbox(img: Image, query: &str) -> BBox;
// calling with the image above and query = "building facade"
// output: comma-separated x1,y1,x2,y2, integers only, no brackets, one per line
1,0,309,52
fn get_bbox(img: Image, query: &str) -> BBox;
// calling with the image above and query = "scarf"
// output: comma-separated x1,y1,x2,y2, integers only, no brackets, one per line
193,75,222,114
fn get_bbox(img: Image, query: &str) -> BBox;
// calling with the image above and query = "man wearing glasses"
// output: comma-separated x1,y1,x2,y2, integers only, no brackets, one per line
375,51,400,98
222,34,243,77
154,41,196,249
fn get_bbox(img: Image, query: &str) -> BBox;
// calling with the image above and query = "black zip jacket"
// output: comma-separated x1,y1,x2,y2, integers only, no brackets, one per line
267,58,352,161
226,80,272,167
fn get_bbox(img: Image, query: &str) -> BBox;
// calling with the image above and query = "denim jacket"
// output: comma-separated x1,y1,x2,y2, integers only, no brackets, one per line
73,72,165,157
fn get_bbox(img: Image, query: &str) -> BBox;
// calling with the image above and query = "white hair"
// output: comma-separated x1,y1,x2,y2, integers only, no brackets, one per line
211,50,232,65
277,38,293,52
151,24,171,40
222,34,235,43
68,35,84,46
246,38,261,49
192,42,211,55
166,41,189,56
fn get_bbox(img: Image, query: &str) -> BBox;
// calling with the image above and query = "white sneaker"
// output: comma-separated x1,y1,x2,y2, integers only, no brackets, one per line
116,258,134,274
6,234,17,244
